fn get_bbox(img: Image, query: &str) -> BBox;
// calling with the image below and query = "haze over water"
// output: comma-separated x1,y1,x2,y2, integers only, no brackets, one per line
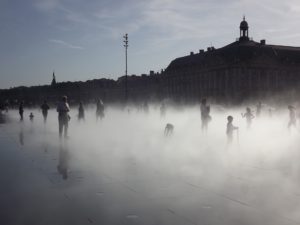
1,103,300,225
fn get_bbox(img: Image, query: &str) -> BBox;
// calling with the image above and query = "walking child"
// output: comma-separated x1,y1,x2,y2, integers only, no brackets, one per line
29,112,34,122
164,123,174,136
241,107,255,129
226,115,238,144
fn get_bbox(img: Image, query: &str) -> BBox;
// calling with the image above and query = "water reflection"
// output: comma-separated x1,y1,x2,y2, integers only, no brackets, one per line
57,142,70,180
0,112,6,124
19,124,24,146
3,106,300,225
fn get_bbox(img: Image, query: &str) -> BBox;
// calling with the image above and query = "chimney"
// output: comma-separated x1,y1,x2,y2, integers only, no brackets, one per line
190,51,194,55
199,49,204,53
260,39,266,45
150,70,154,75
207,47,211,51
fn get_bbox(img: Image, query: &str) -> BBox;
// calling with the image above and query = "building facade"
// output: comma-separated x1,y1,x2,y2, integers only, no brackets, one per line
162,18,300,102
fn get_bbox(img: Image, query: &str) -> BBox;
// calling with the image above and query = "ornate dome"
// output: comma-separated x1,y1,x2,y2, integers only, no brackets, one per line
240,17,248,30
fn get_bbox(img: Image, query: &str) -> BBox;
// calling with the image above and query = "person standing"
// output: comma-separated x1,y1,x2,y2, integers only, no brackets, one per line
4,100,9,113
256,101,262,118
57,96,70,138
41,100,50,123
29,112,34,122
268,108,273,118
96,99,105,120
78,102,85,121
200,98,211,131
19,101,24,121
288,105,296,131
143,101,149,114
160,102,166,118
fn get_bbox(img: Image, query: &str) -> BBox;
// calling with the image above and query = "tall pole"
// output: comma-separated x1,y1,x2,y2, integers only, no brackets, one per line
123,33,128,102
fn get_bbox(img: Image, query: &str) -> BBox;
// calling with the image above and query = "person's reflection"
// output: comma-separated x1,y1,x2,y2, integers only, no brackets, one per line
19,124,24,146
57,143,70,180
0,111,5,124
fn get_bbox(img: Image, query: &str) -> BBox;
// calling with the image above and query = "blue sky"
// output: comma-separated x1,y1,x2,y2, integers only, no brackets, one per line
1,0,300,89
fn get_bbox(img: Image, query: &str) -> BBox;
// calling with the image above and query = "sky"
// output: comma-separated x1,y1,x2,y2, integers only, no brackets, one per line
1,0,300,89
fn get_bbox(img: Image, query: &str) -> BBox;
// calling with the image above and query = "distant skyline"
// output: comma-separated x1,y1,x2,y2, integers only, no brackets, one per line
1,0,300,89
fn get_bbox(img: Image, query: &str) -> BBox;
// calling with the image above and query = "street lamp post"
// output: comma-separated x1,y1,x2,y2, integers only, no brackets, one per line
123,33,128,102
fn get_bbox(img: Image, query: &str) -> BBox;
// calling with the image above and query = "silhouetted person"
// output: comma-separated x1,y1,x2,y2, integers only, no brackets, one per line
200,98,211,131
57,146,69,180
78,102,85,121
57,96,70,138
241,107,255,129
143,101,149,113
29,112,34,122
227,115,238,144
288,105,296,130
268,108,273,118
40,100,50,123
137,103,143,112
96,99,105,120
164,123,174,136
256,101,262,117
19,101,24,121
0,103,3,113
0,111,4,124
160,102,166,118
4,100,9,113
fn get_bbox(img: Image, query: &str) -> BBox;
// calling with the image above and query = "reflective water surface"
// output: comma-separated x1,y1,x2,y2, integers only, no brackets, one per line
0,105,300,225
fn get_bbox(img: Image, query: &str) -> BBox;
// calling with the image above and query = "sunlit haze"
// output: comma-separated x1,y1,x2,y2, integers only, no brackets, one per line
2,1,300,224
2,104,300,224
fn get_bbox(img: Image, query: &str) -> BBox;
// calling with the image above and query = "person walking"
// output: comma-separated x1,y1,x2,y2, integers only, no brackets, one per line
78,102,85,121
57,96,70,138
226,115,238,145
41,100,50,123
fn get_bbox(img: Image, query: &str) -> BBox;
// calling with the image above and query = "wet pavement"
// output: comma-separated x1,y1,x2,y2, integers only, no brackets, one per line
1,108,300,225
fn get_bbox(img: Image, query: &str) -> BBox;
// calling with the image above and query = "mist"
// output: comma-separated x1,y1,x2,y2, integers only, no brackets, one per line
2,103,300,225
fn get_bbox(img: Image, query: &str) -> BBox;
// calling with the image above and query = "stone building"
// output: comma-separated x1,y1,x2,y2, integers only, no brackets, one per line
162,17,300,102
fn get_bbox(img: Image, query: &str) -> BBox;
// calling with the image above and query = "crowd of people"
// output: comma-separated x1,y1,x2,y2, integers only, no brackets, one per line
1,96,299,145
6,96,105,139
199,98,298,145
